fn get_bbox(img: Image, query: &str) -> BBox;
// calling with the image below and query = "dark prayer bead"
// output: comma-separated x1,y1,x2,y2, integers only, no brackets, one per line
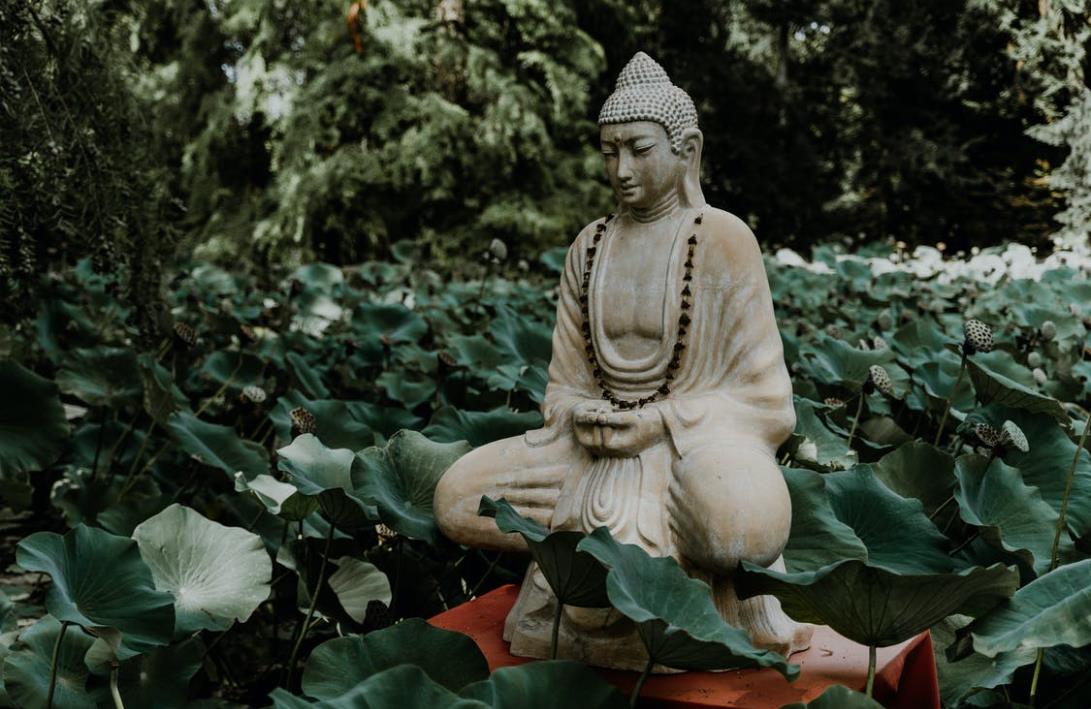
688,234,698,244
694,215,703,224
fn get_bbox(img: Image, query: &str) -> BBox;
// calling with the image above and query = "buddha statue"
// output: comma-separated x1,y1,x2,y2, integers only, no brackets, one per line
434,52,812,670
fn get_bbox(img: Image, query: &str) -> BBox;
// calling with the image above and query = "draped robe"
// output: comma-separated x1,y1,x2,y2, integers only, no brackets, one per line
434,205,810,666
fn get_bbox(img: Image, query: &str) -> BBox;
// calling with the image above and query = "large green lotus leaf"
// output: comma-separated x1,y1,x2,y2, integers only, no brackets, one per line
798,335,896,392
423,407,544,447
132,504,272,635
788,398,857,471
780,684,884,708
167,411,269,481
354,430,471,543
276,665,484,708
914,360,975,416
576,527,798,677
277,434,376,528
270,393,375,450
780,468,868,572
353,302,429,344
301,619,489,698
953,455,1071,575
376,371,437,409
478,497,608,607
56,346,142,407
954,559,1091,659
889,317,954,368
447,334,505,371
292,263,344,291
0,359,69,475
16,525,175,659
736,559,1017,648
2,616,97,709
967,359,1068,425
50,466,167,534
286,352,331,399
137,353,190,425
488,306,552,367
872,441,955,515
823,465,951,574
984,408,1091,539
460,661,628,708
343,401,422,440
932,615,1036,707
327,557,391,623
199,350,265,391
235,472,319,521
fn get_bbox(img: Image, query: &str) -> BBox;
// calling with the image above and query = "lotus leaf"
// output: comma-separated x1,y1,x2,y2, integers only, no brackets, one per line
167,411,269,481
423,406,544,447
460,661,628,708
132,504,272,635
780,684,884,708
737,560,1017,648
354,430,470,543
576,527,798,677
479,497,608,607
798,336,896,392
137,353,190,425
353,302,429,344
488,306,552,367
954,559,1091,659
327,557,391,623
292,263,344,291
967,359,1068,425
56,346,142,407
2,616,97,709
953,455,1070,575
872,441,955,516
235,472,318,521
301,619,488,698
377,371,437,408
932,615,1036,706
16,525,175,659
276,665,484,708
780,467,868,572
343,400,422,439
199,350,265,391
277,434,376,528
789,398,856,471
286,352,331,399
0,359,69,475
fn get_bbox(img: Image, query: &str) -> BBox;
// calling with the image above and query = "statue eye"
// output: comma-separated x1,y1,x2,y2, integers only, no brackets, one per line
634,143,655,154
601,148,617,158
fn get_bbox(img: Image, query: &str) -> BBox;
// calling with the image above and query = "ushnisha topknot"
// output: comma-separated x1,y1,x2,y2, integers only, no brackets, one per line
598,52,698,152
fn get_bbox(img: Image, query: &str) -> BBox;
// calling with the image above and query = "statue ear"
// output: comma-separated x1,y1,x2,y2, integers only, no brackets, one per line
680,128,703,163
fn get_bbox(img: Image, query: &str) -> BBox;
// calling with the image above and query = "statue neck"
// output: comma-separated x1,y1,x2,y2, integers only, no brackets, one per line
629,191,680,223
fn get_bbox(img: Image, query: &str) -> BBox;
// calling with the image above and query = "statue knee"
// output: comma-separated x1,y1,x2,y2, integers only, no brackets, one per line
668,442,790,573
433,454,478,545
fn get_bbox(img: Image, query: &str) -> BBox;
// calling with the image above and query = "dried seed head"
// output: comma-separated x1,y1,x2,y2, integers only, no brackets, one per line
876,311,894,331
241,385,267,404
824,397,844,408
872,336,888,351
489,238,508,261
973,422,1004,449
290,407,317,436
1001,421,1029,453
963,319,994,355
1033,367,1048,386
375,523,397,545
1027,351,1043,368
173,322,198,348
1040,320,1057,340
868,365,895,397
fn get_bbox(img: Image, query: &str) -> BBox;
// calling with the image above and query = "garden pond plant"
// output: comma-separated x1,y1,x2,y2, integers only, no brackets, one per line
2,244,1091,707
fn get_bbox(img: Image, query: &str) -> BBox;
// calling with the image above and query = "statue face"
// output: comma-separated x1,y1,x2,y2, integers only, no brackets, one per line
599,121,683,209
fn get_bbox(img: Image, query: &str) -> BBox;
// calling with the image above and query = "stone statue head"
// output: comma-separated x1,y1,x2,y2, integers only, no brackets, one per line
598,52,705,211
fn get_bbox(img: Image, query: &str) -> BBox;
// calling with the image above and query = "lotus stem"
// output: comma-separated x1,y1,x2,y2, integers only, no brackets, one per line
109,663,124,709
46,621,69,709
1029,648,1043,704
934,356,967,446
195,358,243,416
286,522,336,685
847,392,865,447
631,656,654,708
865,644,877,697
89,409,108,480
550,600,563,660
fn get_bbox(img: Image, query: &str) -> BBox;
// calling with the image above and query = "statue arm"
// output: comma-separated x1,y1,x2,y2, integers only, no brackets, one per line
526,225,601,446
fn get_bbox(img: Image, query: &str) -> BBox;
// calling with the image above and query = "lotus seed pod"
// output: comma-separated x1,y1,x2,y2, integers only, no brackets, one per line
868,365,895,397
1033,367,1047,386
963,319,994,354
824,397,844,408
1040,320,1057,340
872,336,888,351
826,325,844,339
1001,421,1029,453
290,406,317,436
375,523,397,544
876,311,894,331
489,238,508,261
241,385,267,404
517,259,529,272
972,422,1004,448
173,322,198,348
1027,351,1043,368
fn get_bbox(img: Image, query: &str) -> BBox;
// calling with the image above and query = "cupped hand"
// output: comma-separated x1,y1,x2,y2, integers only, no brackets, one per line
572,403,666,458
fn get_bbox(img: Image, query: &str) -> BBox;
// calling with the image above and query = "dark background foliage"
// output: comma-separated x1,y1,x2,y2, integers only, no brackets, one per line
3,0,1090,333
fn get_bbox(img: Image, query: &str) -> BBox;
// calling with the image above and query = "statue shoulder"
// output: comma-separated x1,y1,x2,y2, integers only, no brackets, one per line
700,208,763,265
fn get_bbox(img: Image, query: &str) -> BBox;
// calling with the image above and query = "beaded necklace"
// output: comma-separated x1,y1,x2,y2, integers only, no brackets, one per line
579,210,703,410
